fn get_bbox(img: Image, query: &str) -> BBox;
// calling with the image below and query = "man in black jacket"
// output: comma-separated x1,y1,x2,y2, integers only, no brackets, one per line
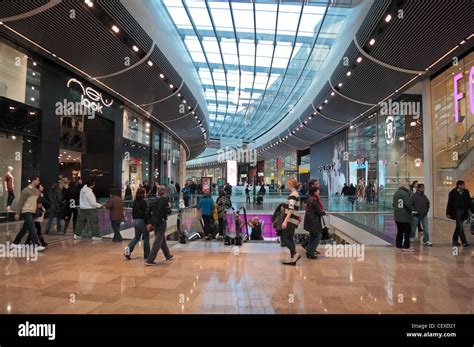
410,183,432,246
63,180,80,234
145,185,173,265
446,180,473,247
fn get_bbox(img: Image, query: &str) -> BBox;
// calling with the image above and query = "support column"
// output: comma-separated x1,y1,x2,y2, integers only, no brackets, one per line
421,79,433,218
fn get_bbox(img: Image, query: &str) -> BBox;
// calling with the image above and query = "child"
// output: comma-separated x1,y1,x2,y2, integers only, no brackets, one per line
248,216,263,240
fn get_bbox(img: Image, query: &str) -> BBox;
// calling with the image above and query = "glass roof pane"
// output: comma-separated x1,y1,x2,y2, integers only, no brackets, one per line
162,0,351,140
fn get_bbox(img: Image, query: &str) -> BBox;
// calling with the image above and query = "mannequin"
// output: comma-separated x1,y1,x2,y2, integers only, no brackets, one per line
5,166,14,211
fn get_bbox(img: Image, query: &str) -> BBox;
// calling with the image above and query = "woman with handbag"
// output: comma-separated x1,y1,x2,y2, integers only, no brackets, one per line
304,186,326,259
280,178,302,265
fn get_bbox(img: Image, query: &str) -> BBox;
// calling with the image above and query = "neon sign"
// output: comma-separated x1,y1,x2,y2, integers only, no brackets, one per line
453,65,474,123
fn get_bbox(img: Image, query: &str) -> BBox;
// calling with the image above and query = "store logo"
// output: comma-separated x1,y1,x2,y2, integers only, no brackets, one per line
453,65,474,123
64,78,114,118
384,116,396,145
380,99,420,119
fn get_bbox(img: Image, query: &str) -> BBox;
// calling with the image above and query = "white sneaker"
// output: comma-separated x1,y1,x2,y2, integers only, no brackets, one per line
423,241,433,246
410,238,415,244
91,237,103,241
36,245,46,252
73,234,81,240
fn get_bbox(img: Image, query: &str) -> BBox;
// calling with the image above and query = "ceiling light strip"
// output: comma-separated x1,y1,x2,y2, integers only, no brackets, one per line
353,35,424,74
327,79,376,106
310,106,349,124
139,79,185,106
93,42,156,79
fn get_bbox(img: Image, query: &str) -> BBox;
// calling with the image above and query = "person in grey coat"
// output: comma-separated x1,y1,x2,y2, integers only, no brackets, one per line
303,186,325,259
392,179,414,252
410,183,432,246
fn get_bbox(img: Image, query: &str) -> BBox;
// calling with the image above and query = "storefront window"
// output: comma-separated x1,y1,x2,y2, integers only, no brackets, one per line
0,38,40,108
121,140,150,200
123,107,151,145
432,52,474,218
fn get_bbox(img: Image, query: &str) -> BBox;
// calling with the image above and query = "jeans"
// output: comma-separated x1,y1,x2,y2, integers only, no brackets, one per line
126,219,150,258
280,224,297,257
111,220,122,241
146,221,171,263
75,209,101,237
395,221,411,249
13,213,40,246
7,191,15,207
64,208,78,233
453,210,468,244
218,217,226,237
307,232,322,256
26,222,47,247
410,215,430,242
45,209,62,233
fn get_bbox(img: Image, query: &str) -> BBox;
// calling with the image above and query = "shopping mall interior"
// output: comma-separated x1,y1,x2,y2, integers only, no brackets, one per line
0,0,472,339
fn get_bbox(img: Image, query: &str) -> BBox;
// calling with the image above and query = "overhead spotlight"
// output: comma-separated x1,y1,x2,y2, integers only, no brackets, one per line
85,0,93,7
346,71,352,77
132,45,139,52
318,106,322,110
148,60,153,67
159,73,165,79
183,99,187,104
410,121,416,127
385,14,392,22
330,92,335,96
369,38,375,46
29,111,36,116
188,106,192,110
32,72,36,77
52,53,57,57
313,111,317,115
309,116,312,120
30,97,35,102
338,82,343,87
33,62,37,66
304,121,307,125
169,84,174,89
11,135,16,140
31,86,35,90
112,25,120,33
324,99,328,104
460,40,466,45
9,106,15,110
356,57,362,63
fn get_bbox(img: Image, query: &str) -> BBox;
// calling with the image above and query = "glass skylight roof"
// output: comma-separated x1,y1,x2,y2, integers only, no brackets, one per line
162,0,352,141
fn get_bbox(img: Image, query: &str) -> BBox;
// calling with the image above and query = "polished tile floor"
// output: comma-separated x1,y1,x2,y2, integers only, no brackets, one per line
0,218,471,314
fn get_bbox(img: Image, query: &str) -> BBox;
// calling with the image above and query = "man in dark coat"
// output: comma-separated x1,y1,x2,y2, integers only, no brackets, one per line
446,180,473,247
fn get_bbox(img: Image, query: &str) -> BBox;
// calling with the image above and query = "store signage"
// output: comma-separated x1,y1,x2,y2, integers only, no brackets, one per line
384,116,396,145
453,65,474,123
67,78,113,115
317,163,335,173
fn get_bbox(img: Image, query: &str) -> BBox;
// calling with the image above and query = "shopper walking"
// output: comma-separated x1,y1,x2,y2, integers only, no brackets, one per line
304,186,325,259
11,176,45,251
74,179,104,240
25,183,49,247
393,179,414,252
446,180,473,247
197,193,215,240
63,180,80,234
106,188,125,242
45,182,64,234
216,190,232,238
145,186,173,265
124,188,151,259
409,183,432,246
280,178,302,265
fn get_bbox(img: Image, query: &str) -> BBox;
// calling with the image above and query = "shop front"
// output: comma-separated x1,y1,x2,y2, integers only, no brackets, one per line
431,51,473,218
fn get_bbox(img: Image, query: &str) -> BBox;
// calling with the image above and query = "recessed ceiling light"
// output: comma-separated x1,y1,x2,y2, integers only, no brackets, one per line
33,62,37,66
318,106,322,110
31,86,35,90
9,106,15,110
410,121,416,127
30,97,35,102
385,14,392,22
85,0,93,7
32,72,36,76
148,61,153,67
183,99,187,104
159,73,165,79
330,92,335,96
169,84,174,89
324,99,328,104
112,25,120,33
346,71,352,77
356,57,362,63
11,135,16,140
369,38,375,46
132,45,139,52
338,82,343,87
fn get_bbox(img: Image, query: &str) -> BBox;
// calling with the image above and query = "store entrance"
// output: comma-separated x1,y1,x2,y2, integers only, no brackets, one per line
58,149,82,183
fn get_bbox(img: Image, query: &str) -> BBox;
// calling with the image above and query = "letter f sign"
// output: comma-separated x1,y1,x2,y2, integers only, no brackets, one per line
453,72,463,123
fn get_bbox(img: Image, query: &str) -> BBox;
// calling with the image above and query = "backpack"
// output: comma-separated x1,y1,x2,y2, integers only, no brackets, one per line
271,203,286,231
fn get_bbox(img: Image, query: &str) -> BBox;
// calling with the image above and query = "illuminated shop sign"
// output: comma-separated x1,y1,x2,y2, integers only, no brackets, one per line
453,65,474,123
67,78,113,114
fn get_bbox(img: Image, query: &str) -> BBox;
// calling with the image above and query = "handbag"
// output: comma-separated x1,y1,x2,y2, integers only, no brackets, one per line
321,216,331,240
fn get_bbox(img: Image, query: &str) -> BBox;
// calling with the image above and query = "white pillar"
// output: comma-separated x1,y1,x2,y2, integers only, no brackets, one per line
421,79,433,218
